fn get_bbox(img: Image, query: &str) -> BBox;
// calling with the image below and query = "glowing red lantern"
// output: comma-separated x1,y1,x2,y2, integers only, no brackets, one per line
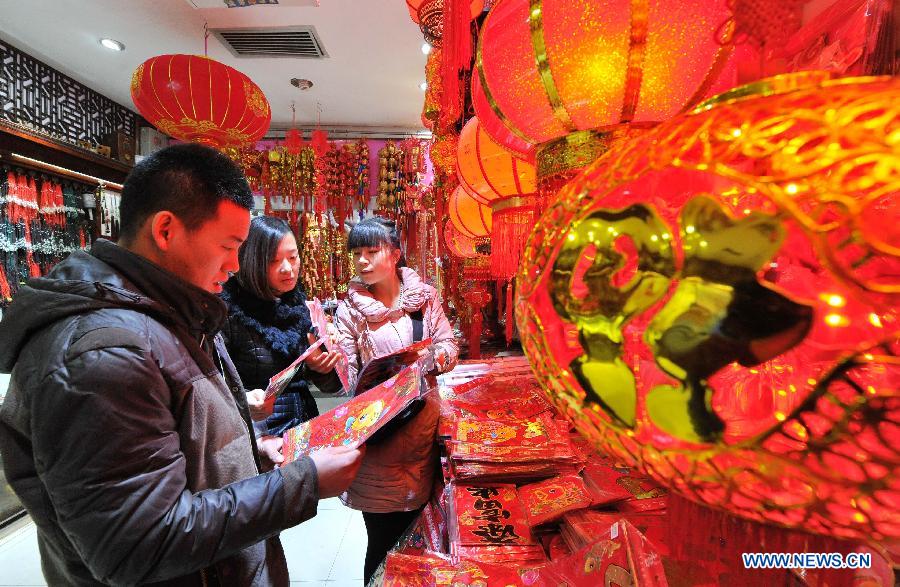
516,73,900,541
475,0,735,181
131,54,270,148
448,185,491,239
443,220,479,259
456,117,536,205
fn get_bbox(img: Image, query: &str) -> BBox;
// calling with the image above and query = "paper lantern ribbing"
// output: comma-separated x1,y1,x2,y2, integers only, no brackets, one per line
516,73,900,541
456,117,537,205
406,0,484,47
476,0,735,179
448,185,491,239
131,55,270,148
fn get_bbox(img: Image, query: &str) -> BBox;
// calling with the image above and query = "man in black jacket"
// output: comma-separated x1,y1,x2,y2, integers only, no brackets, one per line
0,144,363,585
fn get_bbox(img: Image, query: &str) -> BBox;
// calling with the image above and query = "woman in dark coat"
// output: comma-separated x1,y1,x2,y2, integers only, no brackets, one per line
221,216,342,452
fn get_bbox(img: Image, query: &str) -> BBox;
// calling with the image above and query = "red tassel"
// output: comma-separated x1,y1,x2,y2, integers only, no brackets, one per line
439,0,474,131
490,203,537,280
505,280,514,346
0,264,11,302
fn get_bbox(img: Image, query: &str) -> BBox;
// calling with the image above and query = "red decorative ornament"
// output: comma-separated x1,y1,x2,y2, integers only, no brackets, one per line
131,54,270,148
284,129,305,155
516,73,900,541
448,185,491,239
310,129,329,156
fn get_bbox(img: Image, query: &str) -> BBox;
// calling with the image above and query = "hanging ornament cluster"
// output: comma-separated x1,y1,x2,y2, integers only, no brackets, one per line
131,55,271,148
1,172,94,303
320,140,370,230
376,141,404,216
516,73,900,542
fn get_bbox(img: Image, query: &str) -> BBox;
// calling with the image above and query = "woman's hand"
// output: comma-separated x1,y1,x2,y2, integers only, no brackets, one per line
246,388,276,420
304,332,342,374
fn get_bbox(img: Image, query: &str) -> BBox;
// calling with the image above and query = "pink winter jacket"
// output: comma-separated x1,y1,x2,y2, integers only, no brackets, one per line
335,267,458,512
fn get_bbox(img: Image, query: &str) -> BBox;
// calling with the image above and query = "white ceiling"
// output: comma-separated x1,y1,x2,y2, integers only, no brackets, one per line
0,0,431,134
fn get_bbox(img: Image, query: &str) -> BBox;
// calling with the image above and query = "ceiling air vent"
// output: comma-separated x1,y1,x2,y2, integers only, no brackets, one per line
212,26,327,58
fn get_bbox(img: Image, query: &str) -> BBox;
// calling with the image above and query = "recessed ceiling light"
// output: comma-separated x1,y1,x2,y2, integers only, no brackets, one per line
419,81,428,91
100,38,125,51
421,42,432,55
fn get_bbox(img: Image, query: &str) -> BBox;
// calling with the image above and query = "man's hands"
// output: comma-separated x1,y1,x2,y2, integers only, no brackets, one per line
245,388,276,420
309,445,366,498
256,435,284,471
304,332,343,374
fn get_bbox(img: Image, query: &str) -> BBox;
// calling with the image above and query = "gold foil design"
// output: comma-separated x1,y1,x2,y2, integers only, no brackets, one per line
528,0,576,132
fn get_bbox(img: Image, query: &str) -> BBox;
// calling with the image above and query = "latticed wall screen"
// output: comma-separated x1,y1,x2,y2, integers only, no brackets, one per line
0,40,136,146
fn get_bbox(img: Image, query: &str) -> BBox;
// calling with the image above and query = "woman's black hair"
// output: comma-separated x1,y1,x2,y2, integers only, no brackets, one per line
236,215,297,299
347,217,406,268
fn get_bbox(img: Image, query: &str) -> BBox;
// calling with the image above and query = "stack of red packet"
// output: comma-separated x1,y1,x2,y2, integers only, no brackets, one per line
438,376,552,438
382,551,542,586
447,483,546,566
559,509,669,555
519,474,594,527
539,519,668,587
445,413,583,483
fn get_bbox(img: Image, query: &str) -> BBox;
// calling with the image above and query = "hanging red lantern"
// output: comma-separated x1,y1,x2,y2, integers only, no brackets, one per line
448,185,491,239
516,73,900,541
443,220,480,259
456,117,536,205
131,54,270,148
457,117,538,280
475,0,736,184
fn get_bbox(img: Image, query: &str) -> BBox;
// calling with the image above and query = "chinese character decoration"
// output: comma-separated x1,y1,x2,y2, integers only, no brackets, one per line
516,72,900,541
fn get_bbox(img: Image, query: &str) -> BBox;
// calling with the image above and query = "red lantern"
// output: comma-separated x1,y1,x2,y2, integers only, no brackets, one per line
475,0,736,182
131,55,270,148
516,73,900,541
448,185,491,239
456,117,536,205
443,220,479,259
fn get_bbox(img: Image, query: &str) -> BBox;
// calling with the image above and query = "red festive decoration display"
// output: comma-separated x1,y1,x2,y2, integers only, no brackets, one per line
131,55,270,148
516,73,900,541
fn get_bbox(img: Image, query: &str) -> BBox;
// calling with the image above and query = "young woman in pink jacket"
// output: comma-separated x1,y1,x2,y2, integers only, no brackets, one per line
335,217,458,583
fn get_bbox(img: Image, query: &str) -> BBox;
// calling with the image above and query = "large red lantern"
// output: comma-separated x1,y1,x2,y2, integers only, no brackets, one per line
475,0,735,183
516,73,900,541
131,54,271,148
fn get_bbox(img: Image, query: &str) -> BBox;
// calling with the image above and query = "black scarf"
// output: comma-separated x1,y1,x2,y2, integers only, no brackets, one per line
220,279,312,361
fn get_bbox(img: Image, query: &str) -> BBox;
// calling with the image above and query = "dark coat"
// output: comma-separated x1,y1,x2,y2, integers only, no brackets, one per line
0,240,320,586
220,280,342,435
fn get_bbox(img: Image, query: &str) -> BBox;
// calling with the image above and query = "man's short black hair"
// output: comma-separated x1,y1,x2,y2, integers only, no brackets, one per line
119,143,253,240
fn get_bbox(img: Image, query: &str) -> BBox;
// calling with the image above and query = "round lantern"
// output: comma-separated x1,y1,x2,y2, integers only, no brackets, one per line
131,55,271,148
448,185,492,239
516,73,900,541
457,117,537,205
444,220,480,259
475,0,736,181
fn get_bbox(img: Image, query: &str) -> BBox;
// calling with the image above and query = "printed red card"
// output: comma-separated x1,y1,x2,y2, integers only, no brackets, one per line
451,484,533,547
452,412,563,448
519,474,593,526
306,298,350,392
281,361,423,463
264,337,325,399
